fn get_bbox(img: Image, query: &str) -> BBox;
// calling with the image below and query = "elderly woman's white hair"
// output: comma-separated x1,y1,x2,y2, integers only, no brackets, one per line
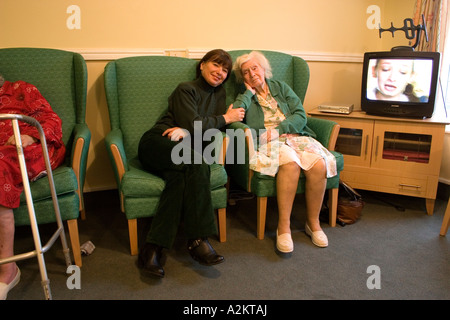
233,51,273,83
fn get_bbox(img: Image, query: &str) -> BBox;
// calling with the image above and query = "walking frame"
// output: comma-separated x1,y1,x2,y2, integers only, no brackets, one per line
0,114,73,300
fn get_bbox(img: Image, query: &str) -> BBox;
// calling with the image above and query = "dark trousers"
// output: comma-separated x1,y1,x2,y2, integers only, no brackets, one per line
138,128,217,249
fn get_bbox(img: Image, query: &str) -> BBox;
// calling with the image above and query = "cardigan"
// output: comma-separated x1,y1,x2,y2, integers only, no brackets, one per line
232,78,316,138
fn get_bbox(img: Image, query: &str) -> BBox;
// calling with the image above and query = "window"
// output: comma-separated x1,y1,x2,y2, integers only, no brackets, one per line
439,11,450,124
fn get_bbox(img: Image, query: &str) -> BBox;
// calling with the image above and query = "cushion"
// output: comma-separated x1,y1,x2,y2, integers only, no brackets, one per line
19,166,78,203
121,158,228,198
14,193,79,226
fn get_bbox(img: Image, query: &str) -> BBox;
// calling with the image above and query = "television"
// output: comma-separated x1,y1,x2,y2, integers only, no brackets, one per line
361,48,440,118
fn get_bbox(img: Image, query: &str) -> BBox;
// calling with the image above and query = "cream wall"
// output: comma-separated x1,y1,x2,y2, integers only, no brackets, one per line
0,0,416,192
0,0,413,52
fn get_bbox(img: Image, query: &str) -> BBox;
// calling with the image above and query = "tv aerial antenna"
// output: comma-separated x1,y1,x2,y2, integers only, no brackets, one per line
378,14,428,50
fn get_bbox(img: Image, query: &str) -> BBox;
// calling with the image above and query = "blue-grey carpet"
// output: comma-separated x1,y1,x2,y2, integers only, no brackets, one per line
5,187,450,302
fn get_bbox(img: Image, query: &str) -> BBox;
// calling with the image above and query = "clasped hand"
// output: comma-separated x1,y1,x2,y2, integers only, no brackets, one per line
162,103,245,141
5,134,37,147
163,127,190,141
224,104,245,124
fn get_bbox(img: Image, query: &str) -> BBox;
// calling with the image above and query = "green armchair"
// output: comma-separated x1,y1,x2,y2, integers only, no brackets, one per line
224,50,344,239
0,48,91,266
104,55,229,256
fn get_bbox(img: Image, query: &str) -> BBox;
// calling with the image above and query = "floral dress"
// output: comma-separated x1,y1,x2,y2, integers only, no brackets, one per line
249,91,337,178
0,80,66,208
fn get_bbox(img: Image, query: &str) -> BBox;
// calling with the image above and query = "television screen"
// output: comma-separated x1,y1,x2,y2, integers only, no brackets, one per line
361,50,440,118
365,58,433,103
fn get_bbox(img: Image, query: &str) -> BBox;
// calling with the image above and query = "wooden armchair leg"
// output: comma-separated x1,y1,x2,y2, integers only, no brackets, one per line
128,219,139,256
217,208,226,242
328,188,338,227
67,219,82,267
440,197,450,236
257,197,268,240
79,191,86,220
225,178,230,200
80,208,86,220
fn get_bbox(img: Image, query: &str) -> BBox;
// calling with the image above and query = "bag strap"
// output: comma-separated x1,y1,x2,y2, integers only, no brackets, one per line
339,180,362,201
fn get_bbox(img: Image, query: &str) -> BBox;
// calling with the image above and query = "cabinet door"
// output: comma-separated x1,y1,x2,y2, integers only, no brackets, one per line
371,120,445,176
332,117,374,167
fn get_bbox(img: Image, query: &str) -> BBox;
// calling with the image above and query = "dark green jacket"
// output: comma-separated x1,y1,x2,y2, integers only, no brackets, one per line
233,78,316,138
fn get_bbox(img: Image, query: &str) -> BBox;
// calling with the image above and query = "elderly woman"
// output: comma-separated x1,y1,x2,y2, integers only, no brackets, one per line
0,74,66,299
232,51,337,253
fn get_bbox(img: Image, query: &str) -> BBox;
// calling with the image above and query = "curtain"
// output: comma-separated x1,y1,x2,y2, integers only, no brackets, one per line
413,0,450,119
413,0,448,52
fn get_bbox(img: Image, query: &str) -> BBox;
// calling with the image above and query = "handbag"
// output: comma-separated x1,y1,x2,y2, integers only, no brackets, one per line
337,180,364,225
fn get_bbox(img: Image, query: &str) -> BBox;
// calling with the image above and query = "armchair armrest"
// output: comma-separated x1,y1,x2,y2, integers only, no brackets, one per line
203,130,229,166
225,122,255,191
219,131,229,166
226,121,250,131
70,123,91,218
306,117,340,151
105,128,128,186
71,123,91,188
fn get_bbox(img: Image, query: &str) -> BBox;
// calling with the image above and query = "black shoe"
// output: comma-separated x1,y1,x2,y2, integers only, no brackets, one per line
187,238,224,266
138,243,165,278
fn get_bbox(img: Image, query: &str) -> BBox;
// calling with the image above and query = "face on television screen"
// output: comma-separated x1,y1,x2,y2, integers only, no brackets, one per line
366,58,433,103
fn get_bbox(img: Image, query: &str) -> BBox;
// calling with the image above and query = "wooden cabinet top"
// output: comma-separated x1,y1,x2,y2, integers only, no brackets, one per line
308,108,450,125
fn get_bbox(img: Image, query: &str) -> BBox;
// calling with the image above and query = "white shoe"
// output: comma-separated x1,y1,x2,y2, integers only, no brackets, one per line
0,267,20,300
305,224,328,248
276,231,293,253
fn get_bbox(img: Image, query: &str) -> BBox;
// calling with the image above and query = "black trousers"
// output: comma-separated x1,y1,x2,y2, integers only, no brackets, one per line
138,128,217,249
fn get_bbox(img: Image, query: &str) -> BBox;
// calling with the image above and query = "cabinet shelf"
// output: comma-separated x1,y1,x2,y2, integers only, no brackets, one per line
338,134,362,140
383,138,431,146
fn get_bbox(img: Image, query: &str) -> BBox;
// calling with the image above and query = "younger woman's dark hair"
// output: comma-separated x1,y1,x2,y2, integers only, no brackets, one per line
196,49,233,83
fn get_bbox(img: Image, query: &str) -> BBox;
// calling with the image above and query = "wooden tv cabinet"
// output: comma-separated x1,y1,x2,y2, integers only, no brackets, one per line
308,108,449,215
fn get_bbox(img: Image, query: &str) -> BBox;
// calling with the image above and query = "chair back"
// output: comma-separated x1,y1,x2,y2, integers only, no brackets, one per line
226,50,310,105
104,55,198,161
0,48,88,150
